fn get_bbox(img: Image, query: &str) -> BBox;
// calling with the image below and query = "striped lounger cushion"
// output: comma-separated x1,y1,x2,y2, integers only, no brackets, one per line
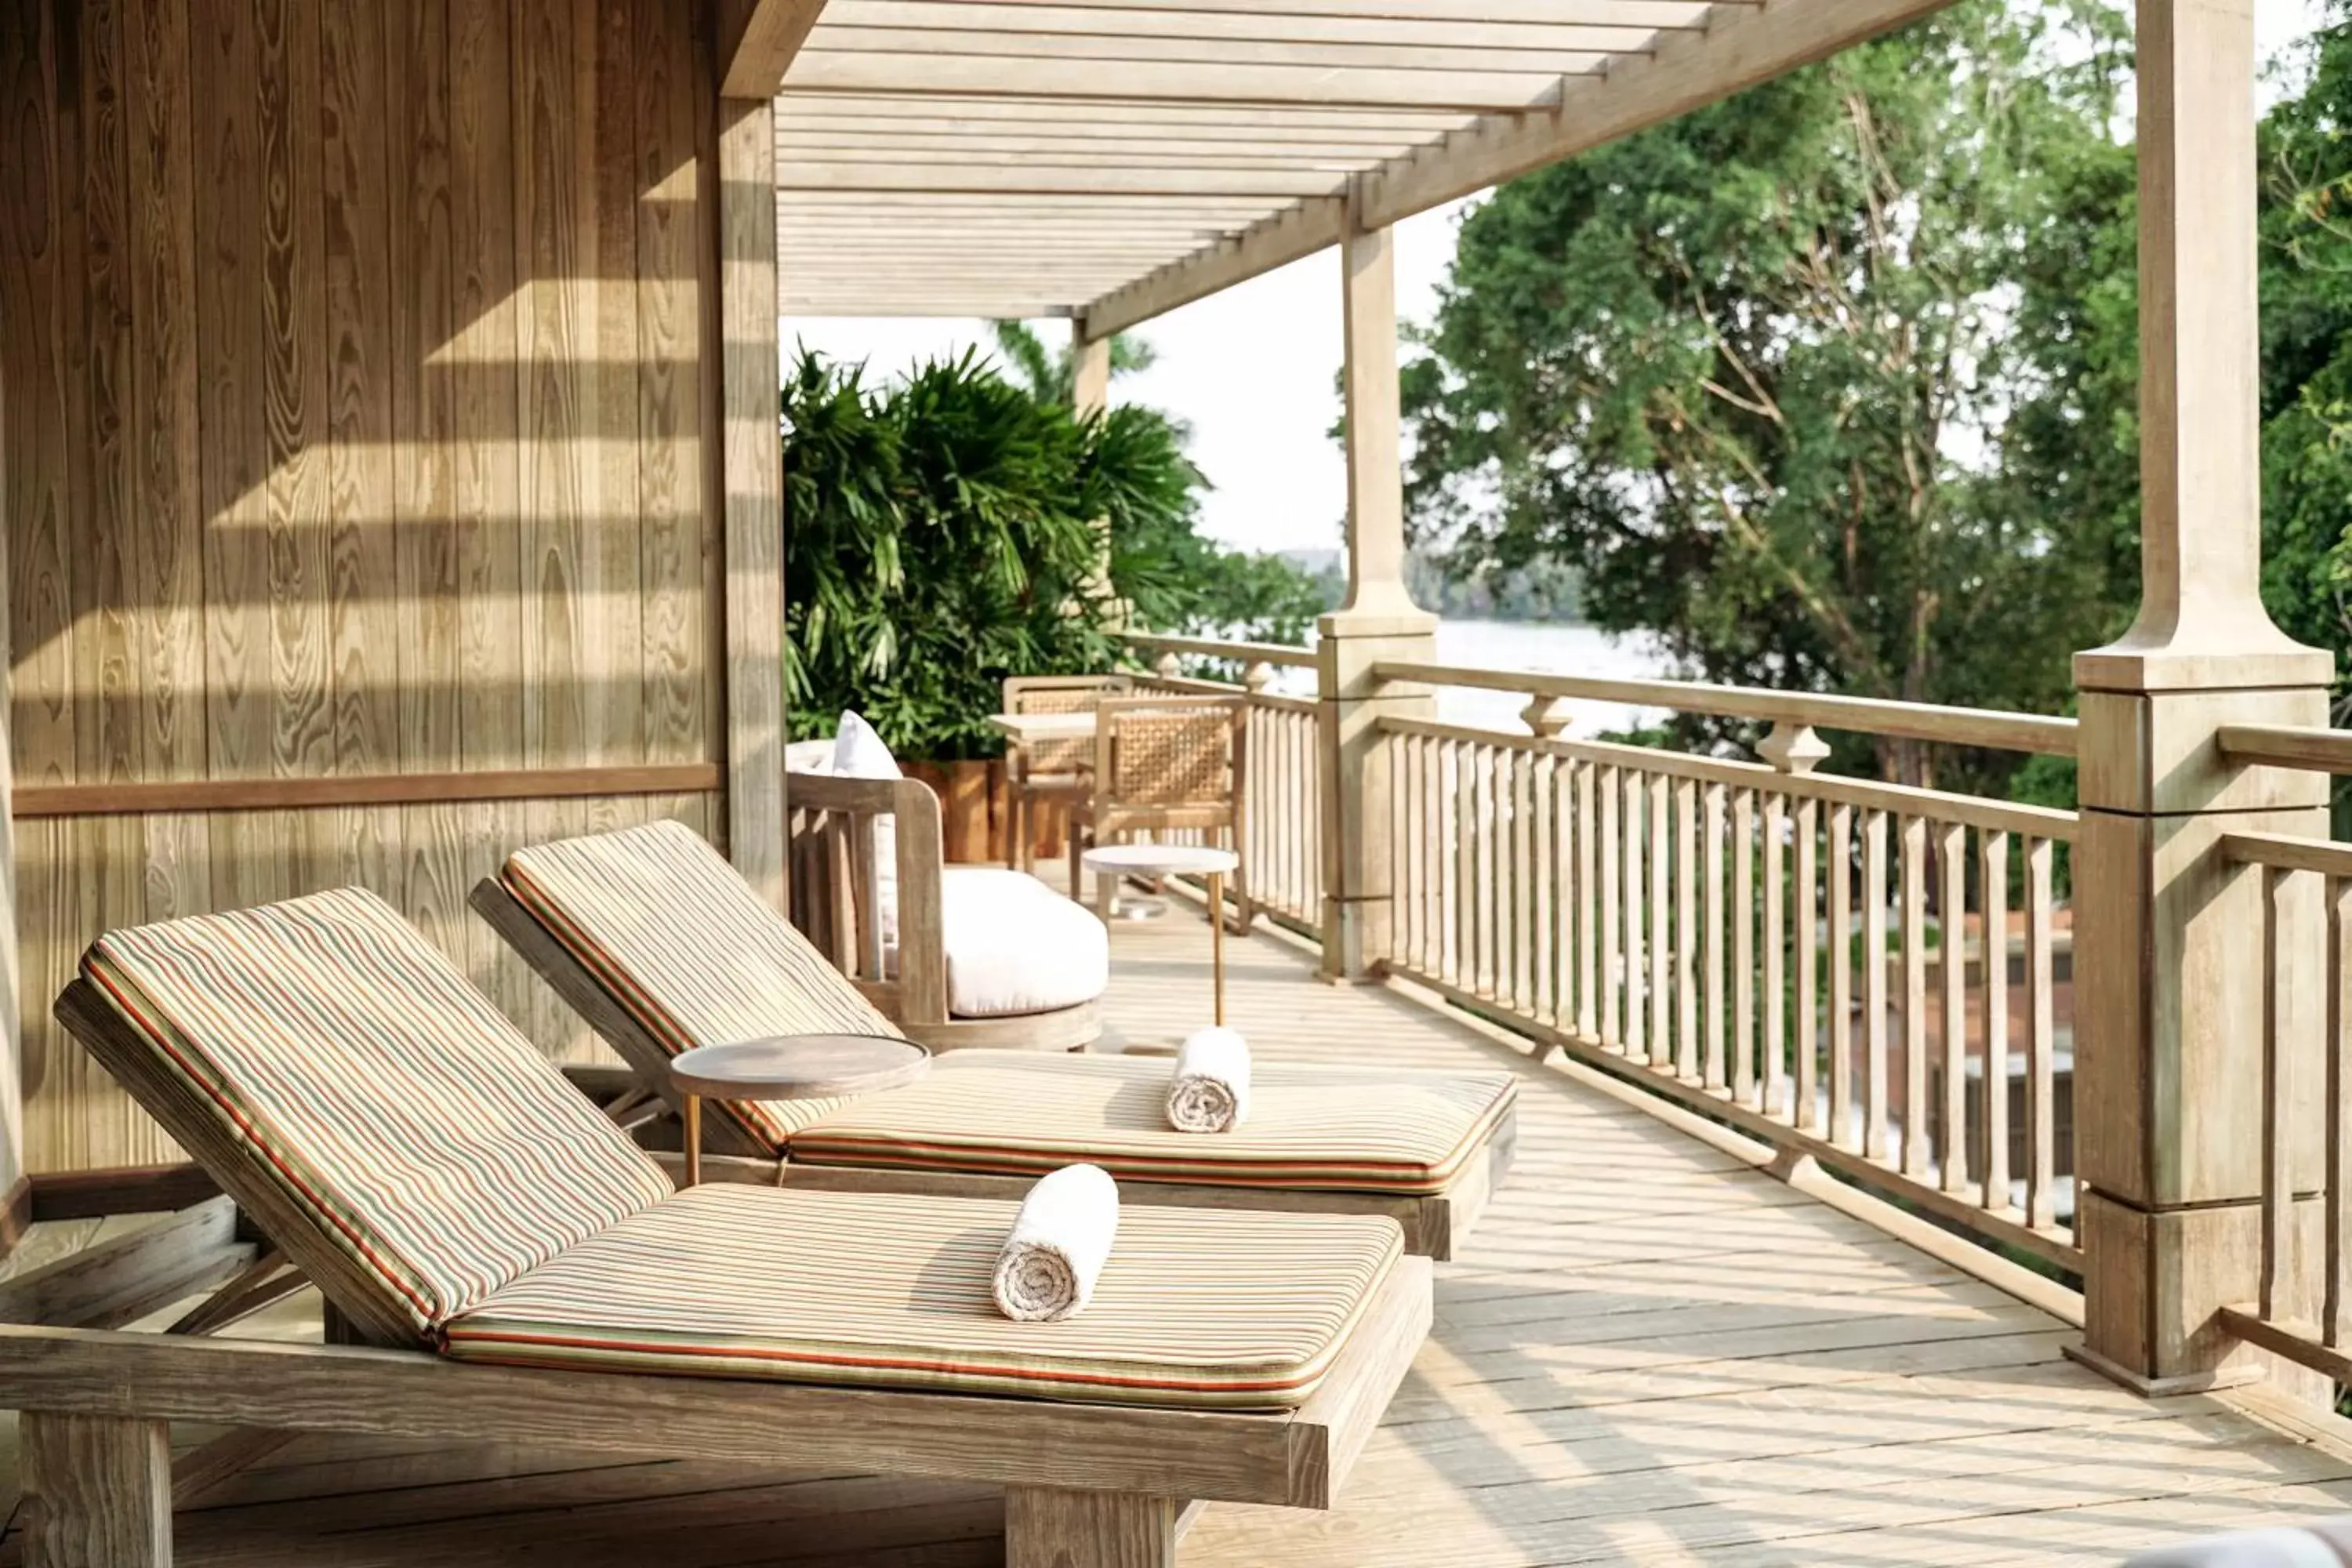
503,818,896,1148
501,821,1516,1192
791,1052,1515,1194
81,889,1404,1409
82,887,675,1333
446,1184,1402,1408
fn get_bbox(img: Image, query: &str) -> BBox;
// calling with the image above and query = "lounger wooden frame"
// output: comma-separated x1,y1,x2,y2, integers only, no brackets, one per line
472,877,1515,1258
786,770,1102,1052
34,977,1430,1567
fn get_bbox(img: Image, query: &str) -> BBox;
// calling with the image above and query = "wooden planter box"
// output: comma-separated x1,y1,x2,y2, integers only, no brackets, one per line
901,760,1073,866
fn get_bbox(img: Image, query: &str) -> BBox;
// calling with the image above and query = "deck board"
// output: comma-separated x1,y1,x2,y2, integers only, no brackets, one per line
5,895,2352,1563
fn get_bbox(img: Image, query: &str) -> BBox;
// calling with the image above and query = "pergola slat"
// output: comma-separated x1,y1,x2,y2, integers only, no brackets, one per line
775,0,1958,321
783,56,1578,111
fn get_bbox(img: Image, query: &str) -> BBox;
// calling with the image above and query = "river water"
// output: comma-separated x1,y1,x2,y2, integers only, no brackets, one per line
1263,619,1674,739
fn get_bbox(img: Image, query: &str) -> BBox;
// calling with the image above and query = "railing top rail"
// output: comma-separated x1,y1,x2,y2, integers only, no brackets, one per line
2218,724,2352,775
1373,659,2078,758
1123,631,1318,670
2221,829,2352,878
1381,714,2080,841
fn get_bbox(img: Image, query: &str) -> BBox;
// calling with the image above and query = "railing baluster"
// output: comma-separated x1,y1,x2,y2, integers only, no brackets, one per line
1733,787,1757,1106
1599,763,1621,1050
1763,793,1788,1120
2025,836,2057,1229
1481,745,1501,998
2329,877,2350,1348
1981,831,2012,1213
1900,815,1929,1179
1675,776,1699,1082
1939,821,1970,1197
1704,781,1727,1091
1829,803,1855,1149
2263,864,2292,1322
1797,797,1820,1134
1577,759,1598,1041
1515,750,1537,1015
1534,753,1556,1025
1864,810,1890,1163
1648,772,1671,1073
1453,739,1472,991
1624,768,1646,1060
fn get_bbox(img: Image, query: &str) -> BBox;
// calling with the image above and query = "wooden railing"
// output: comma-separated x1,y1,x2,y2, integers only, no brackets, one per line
1375,710,2078,1270
2211,729,2352,1384
1127,632,2084,1270
1123,633,1323,935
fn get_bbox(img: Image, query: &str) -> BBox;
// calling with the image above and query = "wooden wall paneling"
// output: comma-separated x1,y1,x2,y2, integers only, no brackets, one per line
321,0,397,780
448,5,528,1018
318,0,401,913
517,0,591,774
72,2,157,1173
256,0,331,786
591,0,648,771
194,0,270,940
392,0,456,775
4,2,82,800
638,0,712,771
122,0,212,967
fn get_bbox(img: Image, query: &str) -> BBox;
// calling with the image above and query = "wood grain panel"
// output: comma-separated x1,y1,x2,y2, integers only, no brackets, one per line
3,0,731,1174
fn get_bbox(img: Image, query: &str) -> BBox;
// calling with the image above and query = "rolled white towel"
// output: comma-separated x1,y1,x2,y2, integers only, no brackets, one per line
992,1163,1120,1323
1167,1025,1251,1134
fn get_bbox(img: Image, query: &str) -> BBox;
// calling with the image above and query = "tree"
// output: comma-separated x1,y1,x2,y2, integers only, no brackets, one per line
1399,0,2141,792
989,320,1158,405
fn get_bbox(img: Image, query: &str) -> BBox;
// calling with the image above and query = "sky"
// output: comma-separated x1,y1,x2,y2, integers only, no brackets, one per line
784,2,2332,560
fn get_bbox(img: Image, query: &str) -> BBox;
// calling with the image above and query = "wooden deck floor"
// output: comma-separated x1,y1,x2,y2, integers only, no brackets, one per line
11,897,2352,1564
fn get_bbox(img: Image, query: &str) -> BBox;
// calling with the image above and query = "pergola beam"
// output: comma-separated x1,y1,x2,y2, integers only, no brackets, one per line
777,164,1348,196
783,56,1581,111
1085,199,1345,338
1357,0,1960,228
720,0,831,98
859,0,1726,22
1076,0,1958,333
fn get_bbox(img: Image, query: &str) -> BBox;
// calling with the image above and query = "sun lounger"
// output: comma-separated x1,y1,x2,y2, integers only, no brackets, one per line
10,887,1428,1567
474,819,1518,1258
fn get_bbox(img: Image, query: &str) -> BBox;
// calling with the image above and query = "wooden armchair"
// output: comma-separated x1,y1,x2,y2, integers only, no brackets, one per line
789,771,1104,1051
1001,673,1132,871
1067,694,1251,928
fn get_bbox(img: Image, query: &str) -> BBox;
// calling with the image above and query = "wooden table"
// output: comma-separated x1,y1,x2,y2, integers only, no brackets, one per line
1081,842,1241,1026
669,1035,931,1186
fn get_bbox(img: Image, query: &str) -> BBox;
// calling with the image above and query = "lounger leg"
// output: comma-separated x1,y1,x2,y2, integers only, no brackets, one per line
1004,1486,1178,1568
20,1411,172,1568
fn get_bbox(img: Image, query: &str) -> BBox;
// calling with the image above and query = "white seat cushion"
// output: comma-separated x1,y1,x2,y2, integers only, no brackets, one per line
939,868,1108,1018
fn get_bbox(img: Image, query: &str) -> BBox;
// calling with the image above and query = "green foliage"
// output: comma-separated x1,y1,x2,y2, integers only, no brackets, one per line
988,320,1160,406
1399,0,2142,794
784,348,1118,761
783,340,1327,760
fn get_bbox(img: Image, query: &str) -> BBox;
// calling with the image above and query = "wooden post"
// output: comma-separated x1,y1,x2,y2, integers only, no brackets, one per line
0,336,19,1212
1070,325,1119,620
20,1412,172,1567
1071,325,1111,419
1004,1486,1177,1568
716,93,789,911
1318,211,1436,979
2069,0,2336,1396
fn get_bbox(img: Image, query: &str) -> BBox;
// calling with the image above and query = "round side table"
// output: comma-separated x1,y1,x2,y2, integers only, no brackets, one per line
668,1034,930,1186
1080,843,1241,1026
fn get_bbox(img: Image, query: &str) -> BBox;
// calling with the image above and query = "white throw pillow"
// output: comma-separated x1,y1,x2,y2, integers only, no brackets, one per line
831,711,902,946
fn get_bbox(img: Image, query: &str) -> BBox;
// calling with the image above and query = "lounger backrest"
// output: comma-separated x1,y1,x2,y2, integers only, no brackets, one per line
501,820,901,1146
82,887,674,1336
